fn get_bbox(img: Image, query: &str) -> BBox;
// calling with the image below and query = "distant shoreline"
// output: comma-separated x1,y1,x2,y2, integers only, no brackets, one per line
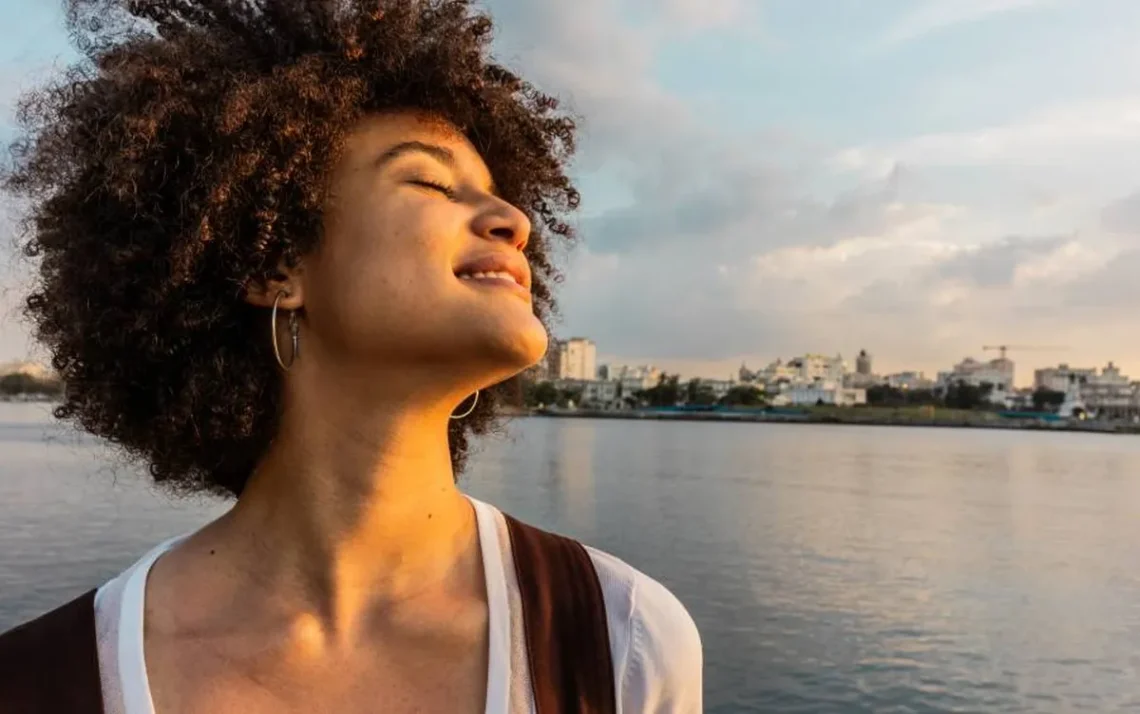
6,400,1135,436
510,406,1140,436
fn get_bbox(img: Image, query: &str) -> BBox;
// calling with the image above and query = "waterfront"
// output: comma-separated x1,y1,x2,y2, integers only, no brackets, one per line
3,402,1140,712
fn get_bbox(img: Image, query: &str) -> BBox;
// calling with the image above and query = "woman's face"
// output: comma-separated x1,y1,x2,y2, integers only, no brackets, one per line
295,111,546,388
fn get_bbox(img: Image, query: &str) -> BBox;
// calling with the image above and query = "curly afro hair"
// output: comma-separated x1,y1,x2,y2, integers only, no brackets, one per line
2,0,578,497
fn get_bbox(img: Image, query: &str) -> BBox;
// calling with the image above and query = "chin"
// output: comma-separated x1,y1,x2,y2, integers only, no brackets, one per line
469,313,548,374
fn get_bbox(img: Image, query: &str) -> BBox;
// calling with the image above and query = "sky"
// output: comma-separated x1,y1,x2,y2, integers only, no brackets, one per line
3,0,1140,384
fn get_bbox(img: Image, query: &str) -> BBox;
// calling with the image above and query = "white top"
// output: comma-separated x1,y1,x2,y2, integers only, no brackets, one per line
93,498,703,713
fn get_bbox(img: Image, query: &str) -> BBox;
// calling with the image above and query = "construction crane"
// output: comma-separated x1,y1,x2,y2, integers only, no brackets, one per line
982,345,1067,360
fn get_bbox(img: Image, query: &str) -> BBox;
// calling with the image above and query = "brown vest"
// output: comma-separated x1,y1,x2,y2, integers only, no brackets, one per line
0,516,616,714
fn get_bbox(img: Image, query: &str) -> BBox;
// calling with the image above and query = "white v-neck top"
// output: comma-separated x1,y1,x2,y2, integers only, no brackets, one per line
93,498,703,713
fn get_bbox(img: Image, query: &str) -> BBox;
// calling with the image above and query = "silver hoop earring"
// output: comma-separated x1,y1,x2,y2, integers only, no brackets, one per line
271,291,299,371
451,390,480,420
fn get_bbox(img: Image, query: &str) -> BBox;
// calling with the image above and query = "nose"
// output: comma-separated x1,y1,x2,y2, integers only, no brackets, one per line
472,197,531,251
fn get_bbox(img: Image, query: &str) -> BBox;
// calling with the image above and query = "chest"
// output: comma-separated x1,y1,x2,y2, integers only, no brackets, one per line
144,625,489,714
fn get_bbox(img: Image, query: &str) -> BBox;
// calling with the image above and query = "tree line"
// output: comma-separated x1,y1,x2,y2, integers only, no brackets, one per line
525,375,1069,413
524,373,765,409
0,373,64,398
865,383,1066,411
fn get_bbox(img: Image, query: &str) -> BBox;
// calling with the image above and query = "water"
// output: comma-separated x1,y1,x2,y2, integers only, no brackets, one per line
3,402,1140,712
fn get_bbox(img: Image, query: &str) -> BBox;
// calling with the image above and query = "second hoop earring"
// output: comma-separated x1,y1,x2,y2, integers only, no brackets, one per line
271,291,300,371
451,390,480,420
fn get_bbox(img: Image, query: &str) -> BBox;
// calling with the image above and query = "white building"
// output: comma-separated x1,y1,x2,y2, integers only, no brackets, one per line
789,353,846,384
846,372,882,388
752,359,798,389
551,338,597,381
886,371,935,390
581,379,619,406
777,384,867,407
1080,362,1136,418
750,354,846,391
1032,361,1138,418
608,364,660,394
938,357,1015,392
699,379,736,400
1034,364,1097,393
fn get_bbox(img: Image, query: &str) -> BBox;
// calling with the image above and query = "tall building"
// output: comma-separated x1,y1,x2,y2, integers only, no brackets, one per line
551,338,597,381
855,350,872,376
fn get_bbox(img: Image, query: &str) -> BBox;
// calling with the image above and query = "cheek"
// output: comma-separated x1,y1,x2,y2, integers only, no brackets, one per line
306,202,455,347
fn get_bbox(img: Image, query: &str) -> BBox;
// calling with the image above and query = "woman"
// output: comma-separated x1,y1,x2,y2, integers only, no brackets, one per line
0,0,701,712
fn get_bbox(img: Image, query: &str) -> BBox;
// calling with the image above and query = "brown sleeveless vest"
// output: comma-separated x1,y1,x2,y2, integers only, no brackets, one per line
0,516,616,714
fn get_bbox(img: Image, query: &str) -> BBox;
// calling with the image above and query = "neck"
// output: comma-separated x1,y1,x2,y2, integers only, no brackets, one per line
208,366,481,638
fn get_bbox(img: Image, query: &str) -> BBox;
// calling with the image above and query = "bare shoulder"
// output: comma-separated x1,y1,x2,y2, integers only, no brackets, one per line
585,547,704,713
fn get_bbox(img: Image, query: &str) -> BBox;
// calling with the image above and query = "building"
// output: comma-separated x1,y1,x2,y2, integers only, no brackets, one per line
738,363,757,383
789,353,846,384
845,372,882,388
1080,362,1137,419
1034,364,1097,393
699,379,736,400
855,350,872,376
750,359,798,389
549,338,597,381
886,371,935,391
938,357,1015,392
581,379,619,406
1029,362,1139,419
777,384,867,407
608,364,660,394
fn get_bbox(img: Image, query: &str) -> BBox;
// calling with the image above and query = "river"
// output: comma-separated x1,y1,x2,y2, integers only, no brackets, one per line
3,401,1140,712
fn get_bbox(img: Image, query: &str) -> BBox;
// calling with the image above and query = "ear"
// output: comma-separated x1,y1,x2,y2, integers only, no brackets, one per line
244,263,305,310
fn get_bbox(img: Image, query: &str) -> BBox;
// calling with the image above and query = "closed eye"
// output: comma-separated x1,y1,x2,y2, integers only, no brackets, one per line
408,179,457,200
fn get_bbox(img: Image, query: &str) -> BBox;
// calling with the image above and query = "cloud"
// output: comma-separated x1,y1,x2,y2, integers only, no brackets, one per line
880,0,1060,47
934,235,1071,288
1101,190,1140,234
656,0,753,31
2,0,1139,379
835,98,1140,173
483,0,1140,377
1062,248,1140,311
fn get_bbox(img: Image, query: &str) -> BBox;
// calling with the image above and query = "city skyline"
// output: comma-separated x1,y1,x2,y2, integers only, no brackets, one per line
595,347,1120,390
6,2,1140,380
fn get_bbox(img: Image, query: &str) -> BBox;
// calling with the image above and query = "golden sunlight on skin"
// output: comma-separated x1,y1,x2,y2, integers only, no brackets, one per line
137,111,549,714
278,110,546,406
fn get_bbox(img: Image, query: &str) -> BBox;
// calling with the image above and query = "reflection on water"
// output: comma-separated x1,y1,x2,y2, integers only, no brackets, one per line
4,403,1140,712
464,419,1140,713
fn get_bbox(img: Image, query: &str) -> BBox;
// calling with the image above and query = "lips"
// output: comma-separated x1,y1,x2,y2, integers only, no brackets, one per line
454,252,531,291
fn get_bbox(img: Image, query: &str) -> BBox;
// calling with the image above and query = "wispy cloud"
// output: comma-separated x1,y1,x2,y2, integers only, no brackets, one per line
880,0,1059,47
834,97,1140,172
657,0,752,30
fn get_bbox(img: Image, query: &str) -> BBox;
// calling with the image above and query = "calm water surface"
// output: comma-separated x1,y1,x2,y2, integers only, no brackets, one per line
3,402,1140,712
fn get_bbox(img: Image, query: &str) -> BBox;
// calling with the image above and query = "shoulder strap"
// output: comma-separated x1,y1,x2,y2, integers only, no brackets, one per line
503,514,617,714
0,589,105,714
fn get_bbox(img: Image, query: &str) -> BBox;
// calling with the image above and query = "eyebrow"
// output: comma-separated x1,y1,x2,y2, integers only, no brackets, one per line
375,140,457,170
374,140,500,197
